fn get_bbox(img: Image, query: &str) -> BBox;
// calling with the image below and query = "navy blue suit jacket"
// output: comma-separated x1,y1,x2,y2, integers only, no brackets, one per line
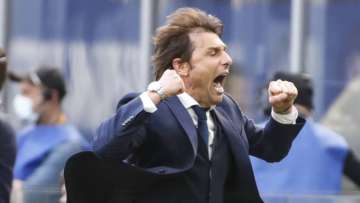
93,93,305,202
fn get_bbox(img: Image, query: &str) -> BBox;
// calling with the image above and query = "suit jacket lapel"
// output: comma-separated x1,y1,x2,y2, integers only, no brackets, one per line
214,107,262,197
213,107,247,149
215,108,251,175
165,96,198,155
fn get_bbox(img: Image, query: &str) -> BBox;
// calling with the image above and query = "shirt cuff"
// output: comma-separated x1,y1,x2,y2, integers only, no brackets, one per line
271,106,298,124
140,91,157,113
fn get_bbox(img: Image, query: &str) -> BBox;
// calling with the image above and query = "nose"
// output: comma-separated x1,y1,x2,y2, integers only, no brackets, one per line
222,51,232,71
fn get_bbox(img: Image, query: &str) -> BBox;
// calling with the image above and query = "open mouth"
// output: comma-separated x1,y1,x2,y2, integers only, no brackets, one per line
212,74,227,94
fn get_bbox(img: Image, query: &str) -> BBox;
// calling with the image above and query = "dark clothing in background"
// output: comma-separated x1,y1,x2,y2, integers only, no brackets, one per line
344,150,360,186
0,119,16,203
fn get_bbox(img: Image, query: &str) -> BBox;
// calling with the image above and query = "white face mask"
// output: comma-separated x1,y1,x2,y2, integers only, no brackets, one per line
13,94,39,122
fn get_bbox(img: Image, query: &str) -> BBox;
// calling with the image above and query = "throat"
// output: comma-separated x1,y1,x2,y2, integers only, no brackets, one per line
38,109,66,125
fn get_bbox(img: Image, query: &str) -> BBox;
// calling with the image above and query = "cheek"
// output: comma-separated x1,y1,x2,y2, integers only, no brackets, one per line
196,69,213,82
188,65,215,88
191,76,211,89
31,94,43,107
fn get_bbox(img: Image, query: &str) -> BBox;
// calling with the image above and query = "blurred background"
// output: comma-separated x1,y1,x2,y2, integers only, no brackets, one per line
1,0,360,202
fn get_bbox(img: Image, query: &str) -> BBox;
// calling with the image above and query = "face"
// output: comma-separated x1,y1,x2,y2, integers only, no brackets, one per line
19,81,45,113
182,31,232,107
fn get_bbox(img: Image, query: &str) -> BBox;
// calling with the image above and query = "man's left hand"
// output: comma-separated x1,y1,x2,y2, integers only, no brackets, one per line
268,80,298,114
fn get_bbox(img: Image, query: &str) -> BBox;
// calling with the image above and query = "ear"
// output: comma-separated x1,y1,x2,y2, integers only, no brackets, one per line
172,58,190,77
53,90,61,102
43,89,53,101
48,89,60,103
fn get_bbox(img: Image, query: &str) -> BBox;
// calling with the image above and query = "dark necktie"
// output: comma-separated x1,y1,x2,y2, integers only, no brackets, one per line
192,106,209,145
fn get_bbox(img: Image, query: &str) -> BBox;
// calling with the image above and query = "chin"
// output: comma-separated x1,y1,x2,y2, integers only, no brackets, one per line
210,94,224,106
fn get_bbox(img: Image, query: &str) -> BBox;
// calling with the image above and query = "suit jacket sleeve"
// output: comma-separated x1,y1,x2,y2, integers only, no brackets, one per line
92,93,150,162
226,94,305,162
246,115,304,162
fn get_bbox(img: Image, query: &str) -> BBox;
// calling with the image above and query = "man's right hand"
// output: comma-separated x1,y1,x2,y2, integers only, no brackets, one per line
147,69,185,104
158,69,185,97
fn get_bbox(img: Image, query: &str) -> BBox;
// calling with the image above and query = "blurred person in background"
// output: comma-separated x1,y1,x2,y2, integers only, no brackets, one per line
88,7,305,203
223,65,251,112
0,48,16,203
9,66,88,202
251,71,360,197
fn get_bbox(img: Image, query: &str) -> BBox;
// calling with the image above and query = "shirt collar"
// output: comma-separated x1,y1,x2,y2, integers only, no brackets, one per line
177,92,216,110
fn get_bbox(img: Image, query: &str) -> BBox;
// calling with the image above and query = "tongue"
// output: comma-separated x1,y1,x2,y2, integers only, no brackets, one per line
214,82,224,94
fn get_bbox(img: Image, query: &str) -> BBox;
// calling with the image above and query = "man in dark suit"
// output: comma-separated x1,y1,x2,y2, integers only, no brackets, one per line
92,7,305,203
0,48,16,203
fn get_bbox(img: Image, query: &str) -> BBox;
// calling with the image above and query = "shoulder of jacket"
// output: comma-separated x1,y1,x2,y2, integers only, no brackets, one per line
116,92,141,110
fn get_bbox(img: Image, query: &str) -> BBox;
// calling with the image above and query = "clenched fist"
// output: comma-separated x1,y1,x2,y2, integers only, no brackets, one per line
268,79,298,114
158,69,185,97
147,70,185,104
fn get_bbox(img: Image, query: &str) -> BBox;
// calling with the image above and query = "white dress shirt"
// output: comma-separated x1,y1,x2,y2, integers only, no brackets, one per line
139,92,298,158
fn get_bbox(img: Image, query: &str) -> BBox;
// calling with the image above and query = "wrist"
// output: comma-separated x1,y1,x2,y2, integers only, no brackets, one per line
146,91,161,105
147,81,167,100
273,105,293,114
271,106,298,124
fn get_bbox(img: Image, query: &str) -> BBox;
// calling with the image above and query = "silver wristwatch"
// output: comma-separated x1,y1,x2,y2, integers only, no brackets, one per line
147,81,167,100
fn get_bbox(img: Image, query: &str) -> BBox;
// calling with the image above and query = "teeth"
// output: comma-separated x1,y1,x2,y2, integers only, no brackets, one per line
214,82,224,94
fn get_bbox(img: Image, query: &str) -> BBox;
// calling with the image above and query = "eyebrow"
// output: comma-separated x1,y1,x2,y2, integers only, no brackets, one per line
207,44,228,51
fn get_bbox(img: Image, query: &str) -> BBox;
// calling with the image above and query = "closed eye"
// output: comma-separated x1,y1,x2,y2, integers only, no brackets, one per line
207,45,228,56
208,48,219,56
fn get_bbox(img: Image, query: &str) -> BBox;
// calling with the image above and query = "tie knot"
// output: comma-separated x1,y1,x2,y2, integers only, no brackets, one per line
192,106,208,121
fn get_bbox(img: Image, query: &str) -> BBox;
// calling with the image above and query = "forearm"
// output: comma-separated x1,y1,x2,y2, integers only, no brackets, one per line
249,116,305,162
94,121,148,161
92,95,150,161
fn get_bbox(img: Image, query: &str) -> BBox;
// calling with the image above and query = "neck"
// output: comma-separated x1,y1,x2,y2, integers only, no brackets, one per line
184,87,211,108
38,106,66,125
187,92,209,108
